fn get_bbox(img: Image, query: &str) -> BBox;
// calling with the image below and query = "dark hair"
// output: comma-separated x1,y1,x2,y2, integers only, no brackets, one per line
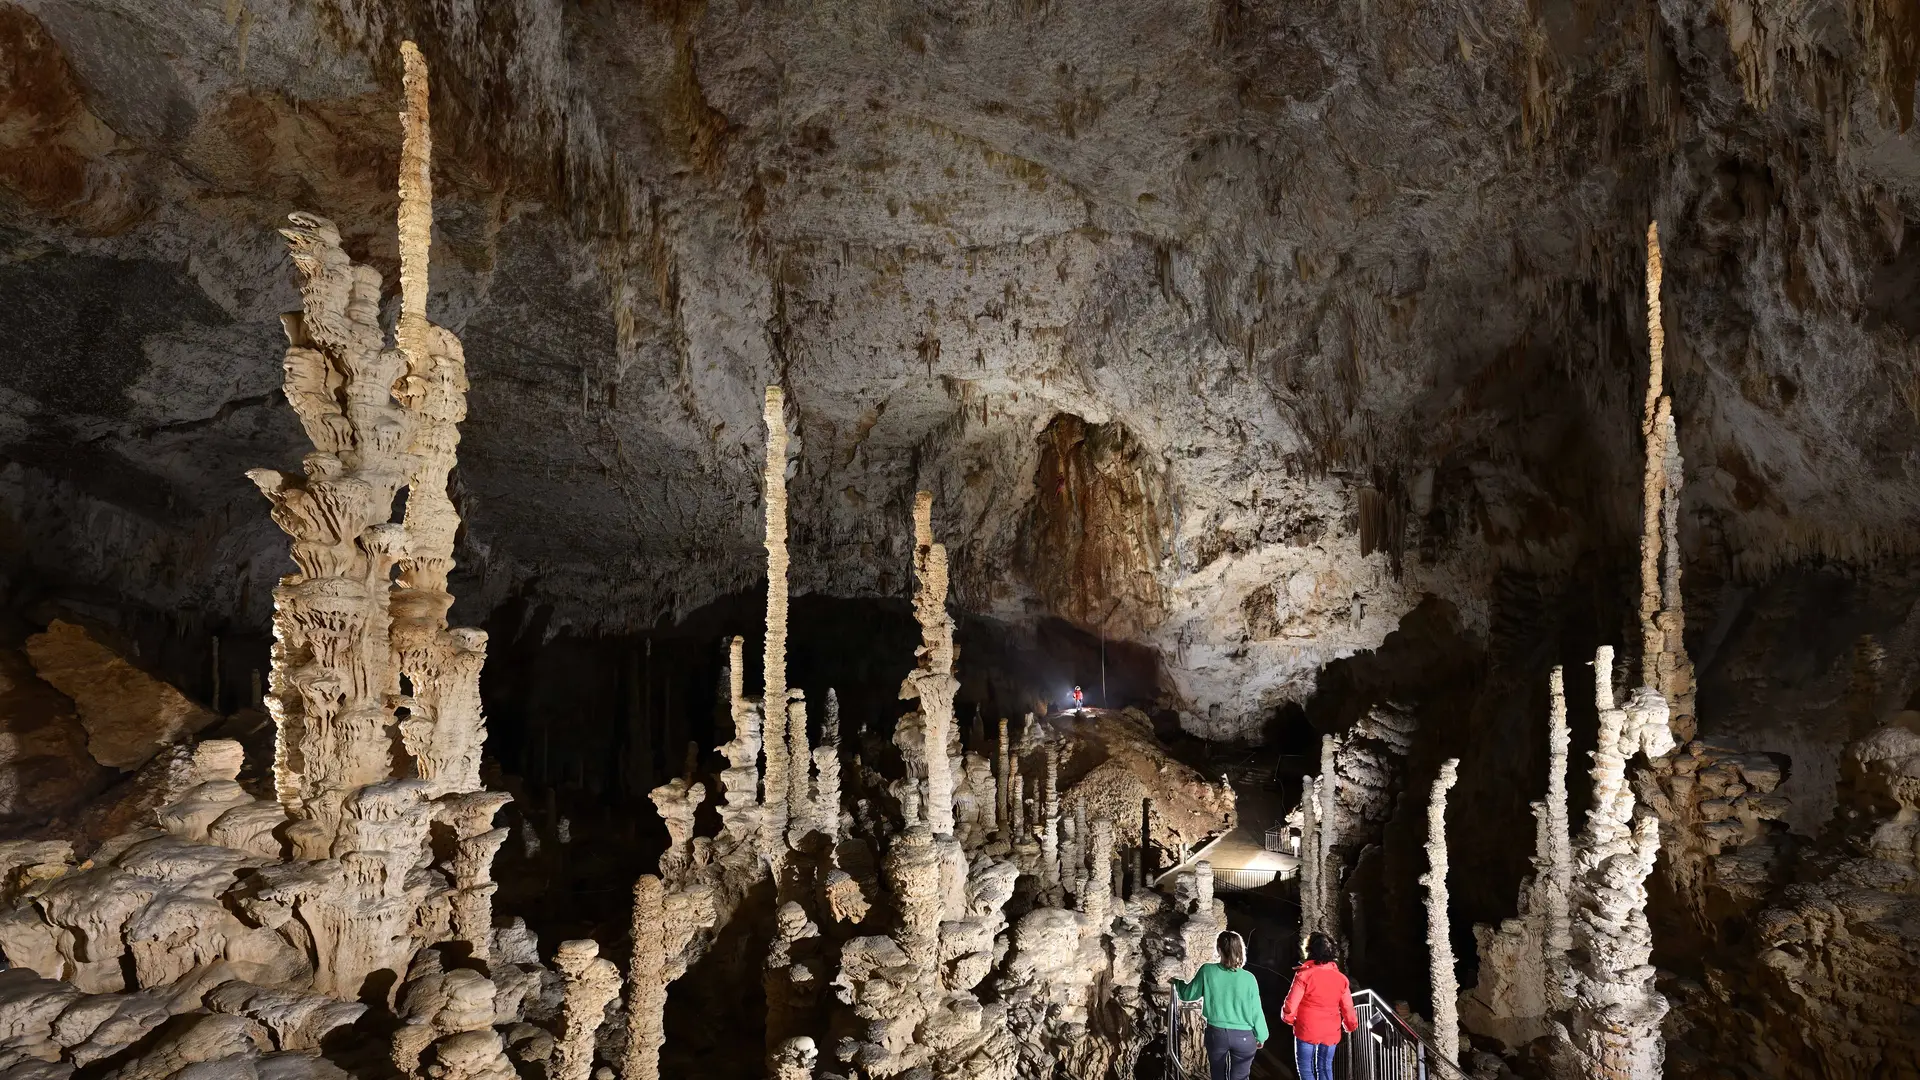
1217,930,1246,971
1306,932,1336,964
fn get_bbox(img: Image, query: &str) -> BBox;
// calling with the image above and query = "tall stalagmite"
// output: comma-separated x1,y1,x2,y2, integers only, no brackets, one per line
1545,664,1573,983
244,40,509,1000
1557,646,1672,1080
1637,221,1694,741
1298,776,1321,942
1318,734,1338,937
1423,758,1462,1070
763,387,793,846
718,636,763,844
905,491,960,838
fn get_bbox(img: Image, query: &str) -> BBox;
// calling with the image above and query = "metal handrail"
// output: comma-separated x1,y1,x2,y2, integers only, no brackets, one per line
1169,971,1471,1080
1342,988,1473,1080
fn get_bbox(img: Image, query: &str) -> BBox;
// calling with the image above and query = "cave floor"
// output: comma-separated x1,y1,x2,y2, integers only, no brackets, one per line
1178,778,1298,891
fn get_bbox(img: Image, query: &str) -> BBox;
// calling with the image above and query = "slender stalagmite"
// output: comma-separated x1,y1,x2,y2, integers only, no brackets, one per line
1041,747,1061,891
553,940,621,1080
1638,229,1667,696
811,690,841,842
1299,777,1321,942
1545,665,1573,995
718,636,763,843
623,876,666,1080
1560,645,1672,1079
1073,799,1090,896
1655,400,1694,739
1637,221,1694,740
906,492,959,838
1423,758,1461,1070
763,387,792,845
996,717,1012,840
1083,817,1115,927
1318,734,1338,935
383,43,504,962
787,694,812,847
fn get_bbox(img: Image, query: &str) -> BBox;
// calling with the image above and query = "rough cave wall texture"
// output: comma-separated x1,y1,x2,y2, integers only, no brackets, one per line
8,0,1920,757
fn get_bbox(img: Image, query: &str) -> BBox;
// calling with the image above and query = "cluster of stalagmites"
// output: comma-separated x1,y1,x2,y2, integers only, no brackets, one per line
616,394,1235,1080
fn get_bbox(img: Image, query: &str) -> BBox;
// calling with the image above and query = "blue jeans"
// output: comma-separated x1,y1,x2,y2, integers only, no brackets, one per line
1295,1038,1336,1080
1205,1025,1257,1080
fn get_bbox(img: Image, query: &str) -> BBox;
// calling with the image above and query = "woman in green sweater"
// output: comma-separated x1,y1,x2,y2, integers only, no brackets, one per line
1173,930,1269,1080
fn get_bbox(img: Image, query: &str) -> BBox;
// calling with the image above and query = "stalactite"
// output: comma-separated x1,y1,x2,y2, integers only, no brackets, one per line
1422,758,1461,1070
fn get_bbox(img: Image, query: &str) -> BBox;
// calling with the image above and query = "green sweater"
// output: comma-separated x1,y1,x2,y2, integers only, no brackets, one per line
1174,963,1269,1042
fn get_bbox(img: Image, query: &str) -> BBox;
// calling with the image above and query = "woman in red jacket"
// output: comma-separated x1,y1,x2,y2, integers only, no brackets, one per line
1281,932,1358,1080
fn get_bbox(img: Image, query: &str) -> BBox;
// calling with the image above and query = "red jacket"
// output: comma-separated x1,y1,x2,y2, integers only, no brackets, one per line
1280,961,1359,1046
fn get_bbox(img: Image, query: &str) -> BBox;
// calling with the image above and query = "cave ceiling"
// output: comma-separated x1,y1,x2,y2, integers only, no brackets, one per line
5,0,1920,736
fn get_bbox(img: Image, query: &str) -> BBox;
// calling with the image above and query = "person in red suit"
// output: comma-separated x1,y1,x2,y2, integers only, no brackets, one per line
1281,932,1358,1080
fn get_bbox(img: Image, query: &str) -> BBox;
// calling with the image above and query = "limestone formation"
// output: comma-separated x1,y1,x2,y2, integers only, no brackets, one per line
762,387,793,849
552,940,619,1080
0,45,545,1080
903,491,960,839
23,621,216,771
1298,775,1322,943
1636,222,1695,743
1554,648,1672,1080
1318,734,1338,936
1329,703,1416,848
718,636,764,846
1422,758,1461,1070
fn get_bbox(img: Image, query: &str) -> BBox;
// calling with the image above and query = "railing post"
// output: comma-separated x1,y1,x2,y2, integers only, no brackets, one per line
1417,1037,1427,1080
1352,994,1374,1080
